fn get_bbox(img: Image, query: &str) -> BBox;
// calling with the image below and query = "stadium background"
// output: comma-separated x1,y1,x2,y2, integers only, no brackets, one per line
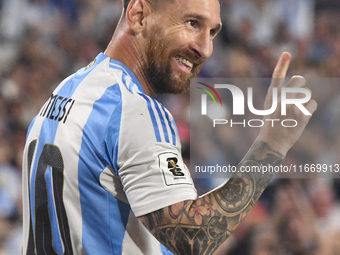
0,0,340,254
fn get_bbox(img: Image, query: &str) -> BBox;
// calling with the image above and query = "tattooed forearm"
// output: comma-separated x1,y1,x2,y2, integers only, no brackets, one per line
139,141,284,255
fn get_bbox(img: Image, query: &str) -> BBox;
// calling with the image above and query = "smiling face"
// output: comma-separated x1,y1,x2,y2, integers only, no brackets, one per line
142,0,221,94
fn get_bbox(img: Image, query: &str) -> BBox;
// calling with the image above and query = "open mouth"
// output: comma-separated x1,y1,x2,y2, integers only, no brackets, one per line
175,55,193,72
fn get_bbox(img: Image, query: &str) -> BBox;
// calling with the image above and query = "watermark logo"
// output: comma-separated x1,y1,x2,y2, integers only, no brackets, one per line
190,78,340,179
196,82,223,115
199,84,311,116
196,82,312,128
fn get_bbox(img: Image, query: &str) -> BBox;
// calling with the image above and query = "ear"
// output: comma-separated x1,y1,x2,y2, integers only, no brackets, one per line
126,0,151,34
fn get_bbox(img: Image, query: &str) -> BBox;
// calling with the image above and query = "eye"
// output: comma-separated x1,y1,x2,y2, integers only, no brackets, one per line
187,20,198,28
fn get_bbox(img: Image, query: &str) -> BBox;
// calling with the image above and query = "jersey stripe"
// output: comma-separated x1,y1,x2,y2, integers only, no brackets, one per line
77,84,130,254
109,64,125,74
161,245,174,255
161,105,177,146
122,72,127,86
26,116,37,141
139,93,162,142
152,98,170,144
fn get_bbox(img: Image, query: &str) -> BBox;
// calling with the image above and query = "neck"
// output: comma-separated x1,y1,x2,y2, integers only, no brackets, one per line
104,21,155,96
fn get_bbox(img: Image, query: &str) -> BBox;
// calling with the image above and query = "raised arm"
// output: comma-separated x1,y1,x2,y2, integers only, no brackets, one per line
138,53,317,255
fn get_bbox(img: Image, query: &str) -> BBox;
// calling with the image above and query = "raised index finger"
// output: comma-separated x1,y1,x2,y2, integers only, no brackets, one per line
271,52,292,87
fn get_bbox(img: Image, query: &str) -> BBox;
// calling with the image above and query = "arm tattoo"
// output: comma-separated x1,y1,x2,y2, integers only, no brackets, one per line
140,141,284,255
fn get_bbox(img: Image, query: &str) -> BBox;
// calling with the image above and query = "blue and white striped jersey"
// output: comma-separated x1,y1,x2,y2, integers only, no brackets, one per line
22,53,197,255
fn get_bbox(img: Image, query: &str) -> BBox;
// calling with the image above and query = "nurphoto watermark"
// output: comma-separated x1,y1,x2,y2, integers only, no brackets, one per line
190,78,340,179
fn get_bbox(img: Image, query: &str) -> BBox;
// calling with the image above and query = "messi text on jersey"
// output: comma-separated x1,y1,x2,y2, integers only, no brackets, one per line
39,93,75,124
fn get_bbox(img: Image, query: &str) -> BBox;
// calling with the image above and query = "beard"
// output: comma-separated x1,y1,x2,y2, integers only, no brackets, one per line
142,27,204,95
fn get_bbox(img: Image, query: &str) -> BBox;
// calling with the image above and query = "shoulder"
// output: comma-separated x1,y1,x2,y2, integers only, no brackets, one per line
118,92,180,148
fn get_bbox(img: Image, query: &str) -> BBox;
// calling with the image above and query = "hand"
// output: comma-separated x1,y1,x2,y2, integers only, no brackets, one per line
257,52,317,155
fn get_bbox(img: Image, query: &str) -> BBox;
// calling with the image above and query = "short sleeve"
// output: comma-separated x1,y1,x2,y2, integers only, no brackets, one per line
109,88,197,217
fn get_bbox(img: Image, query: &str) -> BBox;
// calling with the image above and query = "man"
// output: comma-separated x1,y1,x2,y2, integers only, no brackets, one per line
22,0,317,254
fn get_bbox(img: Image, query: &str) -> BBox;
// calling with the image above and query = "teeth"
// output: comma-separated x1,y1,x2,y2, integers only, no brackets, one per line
176,56,193,68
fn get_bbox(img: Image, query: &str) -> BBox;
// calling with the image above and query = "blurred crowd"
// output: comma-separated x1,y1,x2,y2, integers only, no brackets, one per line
0,0,339,254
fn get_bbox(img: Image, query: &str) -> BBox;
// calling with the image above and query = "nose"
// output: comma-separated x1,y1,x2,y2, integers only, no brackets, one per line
190,31,213,59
